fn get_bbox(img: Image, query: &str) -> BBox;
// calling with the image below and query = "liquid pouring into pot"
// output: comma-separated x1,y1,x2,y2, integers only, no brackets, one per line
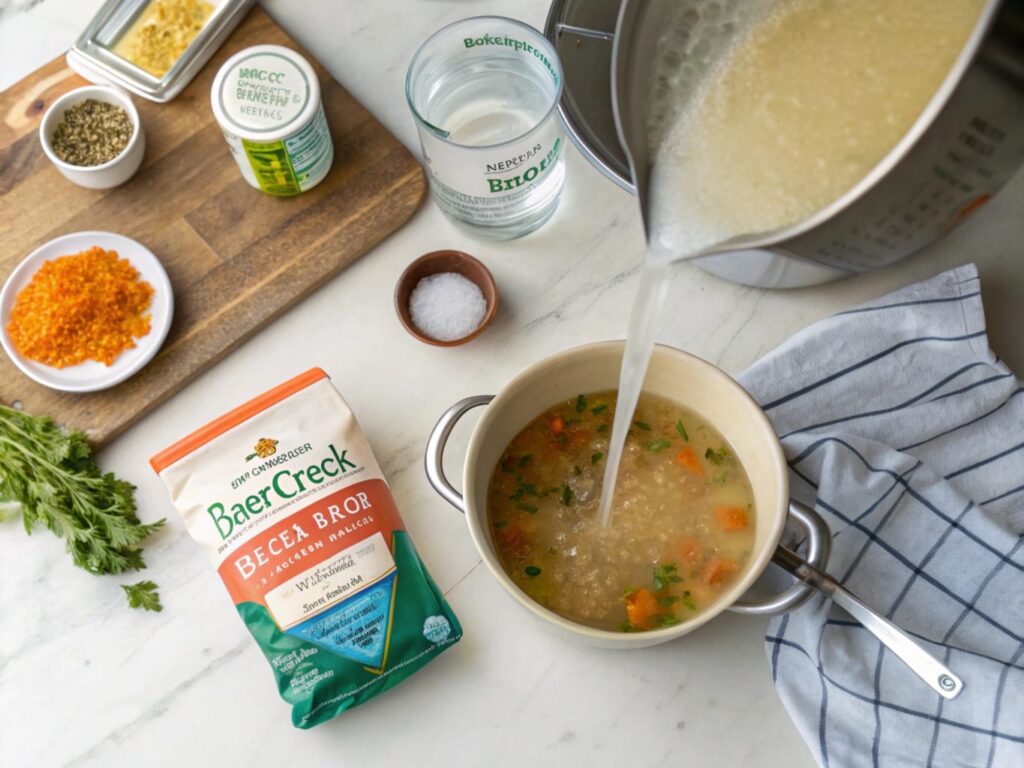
598,0,987,527
593,0,982,697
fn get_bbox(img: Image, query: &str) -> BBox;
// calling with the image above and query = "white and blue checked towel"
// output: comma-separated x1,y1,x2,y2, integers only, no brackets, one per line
737,264,1024,768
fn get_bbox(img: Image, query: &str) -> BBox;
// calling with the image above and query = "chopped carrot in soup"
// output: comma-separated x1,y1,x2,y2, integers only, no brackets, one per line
486,391,756,632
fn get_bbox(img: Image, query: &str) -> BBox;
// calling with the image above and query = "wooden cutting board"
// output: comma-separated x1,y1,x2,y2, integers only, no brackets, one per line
0,7,425,446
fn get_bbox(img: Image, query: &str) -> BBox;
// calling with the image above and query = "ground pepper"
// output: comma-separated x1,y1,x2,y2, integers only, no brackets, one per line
7,246,154,368
50,100,134,167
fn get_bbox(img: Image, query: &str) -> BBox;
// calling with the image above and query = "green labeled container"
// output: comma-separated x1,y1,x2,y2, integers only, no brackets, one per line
211,44,334,196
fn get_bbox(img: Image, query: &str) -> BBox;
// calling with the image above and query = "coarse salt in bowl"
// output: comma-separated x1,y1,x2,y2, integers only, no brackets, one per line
409,273,487,342
395,251,499,346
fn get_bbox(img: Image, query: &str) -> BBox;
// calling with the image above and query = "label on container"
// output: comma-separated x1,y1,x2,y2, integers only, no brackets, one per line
411,30,566,230
218,50,311,134
238,106,333,196
419,122,565,225
214,48,333,196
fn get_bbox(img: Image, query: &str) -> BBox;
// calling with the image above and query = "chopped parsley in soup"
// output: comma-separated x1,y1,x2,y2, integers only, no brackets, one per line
487,391,755,632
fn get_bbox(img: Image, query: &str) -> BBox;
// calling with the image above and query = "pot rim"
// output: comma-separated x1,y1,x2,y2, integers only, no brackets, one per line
460,340,790,645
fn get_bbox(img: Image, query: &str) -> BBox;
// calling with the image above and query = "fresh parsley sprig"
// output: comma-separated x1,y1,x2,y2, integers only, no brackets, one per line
0,405,164,610
122,580,163,612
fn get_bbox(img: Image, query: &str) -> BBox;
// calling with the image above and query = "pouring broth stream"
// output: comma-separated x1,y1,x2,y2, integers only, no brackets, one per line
597,0,984,525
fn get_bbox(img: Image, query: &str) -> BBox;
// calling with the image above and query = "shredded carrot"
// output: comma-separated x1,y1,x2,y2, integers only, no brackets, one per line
496,525,530,559
549,415,565,435
625,588,660,630
715,505,750,531
6,246,153,368
674,447,705,476
702,557,740,586
677,536,703,566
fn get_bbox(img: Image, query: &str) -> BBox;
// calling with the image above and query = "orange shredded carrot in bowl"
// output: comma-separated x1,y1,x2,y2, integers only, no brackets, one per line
6,246,154,368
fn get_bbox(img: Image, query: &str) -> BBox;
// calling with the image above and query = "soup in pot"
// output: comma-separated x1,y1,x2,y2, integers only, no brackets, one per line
486,391,756,632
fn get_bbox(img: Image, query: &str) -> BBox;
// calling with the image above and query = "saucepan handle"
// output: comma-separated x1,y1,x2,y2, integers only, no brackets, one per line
424,395,495,513
728,499,832,616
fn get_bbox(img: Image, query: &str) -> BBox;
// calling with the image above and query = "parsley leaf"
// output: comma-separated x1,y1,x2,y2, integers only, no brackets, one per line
509,477,540,501
653,562,683,591
634,420,652,431
515,502,538,514
0,405,163,611
647,439,672,452
675,420,689,441
122,580,163,612
705,446,730,466
591,451,604,464
524,565,542,577
561,485,574,506
575,394,587,413
591,404,608,415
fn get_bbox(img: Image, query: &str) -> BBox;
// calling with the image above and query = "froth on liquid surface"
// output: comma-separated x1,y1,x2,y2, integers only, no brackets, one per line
647,0,985,256
598,0,983,524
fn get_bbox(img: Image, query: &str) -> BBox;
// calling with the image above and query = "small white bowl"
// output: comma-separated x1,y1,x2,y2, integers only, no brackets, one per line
0,231,173,393
39,85,145,189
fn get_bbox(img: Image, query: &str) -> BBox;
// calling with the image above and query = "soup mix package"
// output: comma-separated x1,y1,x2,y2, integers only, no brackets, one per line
151,368,461,728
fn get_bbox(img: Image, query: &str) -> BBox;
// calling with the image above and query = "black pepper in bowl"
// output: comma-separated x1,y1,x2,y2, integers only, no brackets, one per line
50,99,134,167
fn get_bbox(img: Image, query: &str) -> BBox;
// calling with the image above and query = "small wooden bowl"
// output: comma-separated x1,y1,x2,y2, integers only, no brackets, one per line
395,250,499,346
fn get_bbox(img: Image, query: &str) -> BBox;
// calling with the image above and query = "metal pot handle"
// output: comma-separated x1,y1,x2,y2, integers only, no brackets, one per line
426,400,831,617
424,395,494,512
728,500,832,616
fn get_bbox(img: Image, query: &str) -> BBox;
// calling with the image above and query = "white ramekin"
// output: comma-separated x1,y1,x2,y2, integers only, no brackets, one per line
38,85,146,189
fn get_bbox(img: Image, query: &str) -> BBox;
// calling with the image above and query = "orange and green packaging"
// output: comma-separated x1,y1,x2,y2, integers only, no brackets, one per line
150,368,461,727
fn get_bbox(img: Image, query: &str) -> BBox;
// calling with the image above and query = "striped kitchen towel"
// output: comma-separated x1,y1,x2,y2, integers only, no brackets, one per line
737,263,1024,768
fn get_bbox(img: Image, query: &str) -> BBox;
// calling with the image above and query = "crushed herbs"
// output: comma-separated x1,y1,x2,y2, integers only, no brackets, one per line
50,99,133,167
0,404,163,610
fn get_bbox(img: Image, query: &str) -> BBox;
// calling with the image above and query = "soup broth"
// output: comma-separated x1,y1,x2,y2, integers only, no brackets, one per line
487,391,755,632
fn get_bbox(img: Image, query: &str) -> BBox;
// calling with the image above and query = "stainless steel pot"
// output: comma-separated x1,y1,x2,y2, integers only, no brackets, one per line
545,0,1024,288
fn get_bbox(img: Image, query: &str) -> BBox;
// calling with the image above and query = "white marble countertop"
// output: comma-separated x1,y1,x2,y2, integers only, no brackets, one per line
2,2,1023,766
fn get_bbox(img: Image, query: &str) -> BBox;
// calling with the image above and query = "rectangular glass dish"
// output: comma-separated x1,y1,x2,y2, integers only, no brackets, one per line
67,0,255,103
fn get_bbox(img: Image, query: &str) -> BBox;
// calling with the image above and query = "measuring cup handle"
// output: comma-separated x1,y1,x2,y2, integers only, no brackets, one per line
729,500,833,616
424,395,494,513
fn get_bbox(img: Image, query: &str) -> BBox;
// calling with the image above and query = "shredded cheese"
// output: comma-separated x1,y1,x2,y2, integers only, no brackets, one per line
113,0,214,77
7,246,154,368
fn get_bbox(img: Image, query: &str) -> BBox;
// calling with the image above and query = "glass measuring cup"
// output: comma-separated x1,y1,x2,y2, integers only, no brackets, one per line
406,16,566,240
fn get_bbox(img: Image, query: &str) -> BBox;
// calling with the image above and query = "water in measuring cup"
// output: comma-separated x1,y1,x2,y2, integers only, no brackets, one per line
428,60,553,145
419,55,566,229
